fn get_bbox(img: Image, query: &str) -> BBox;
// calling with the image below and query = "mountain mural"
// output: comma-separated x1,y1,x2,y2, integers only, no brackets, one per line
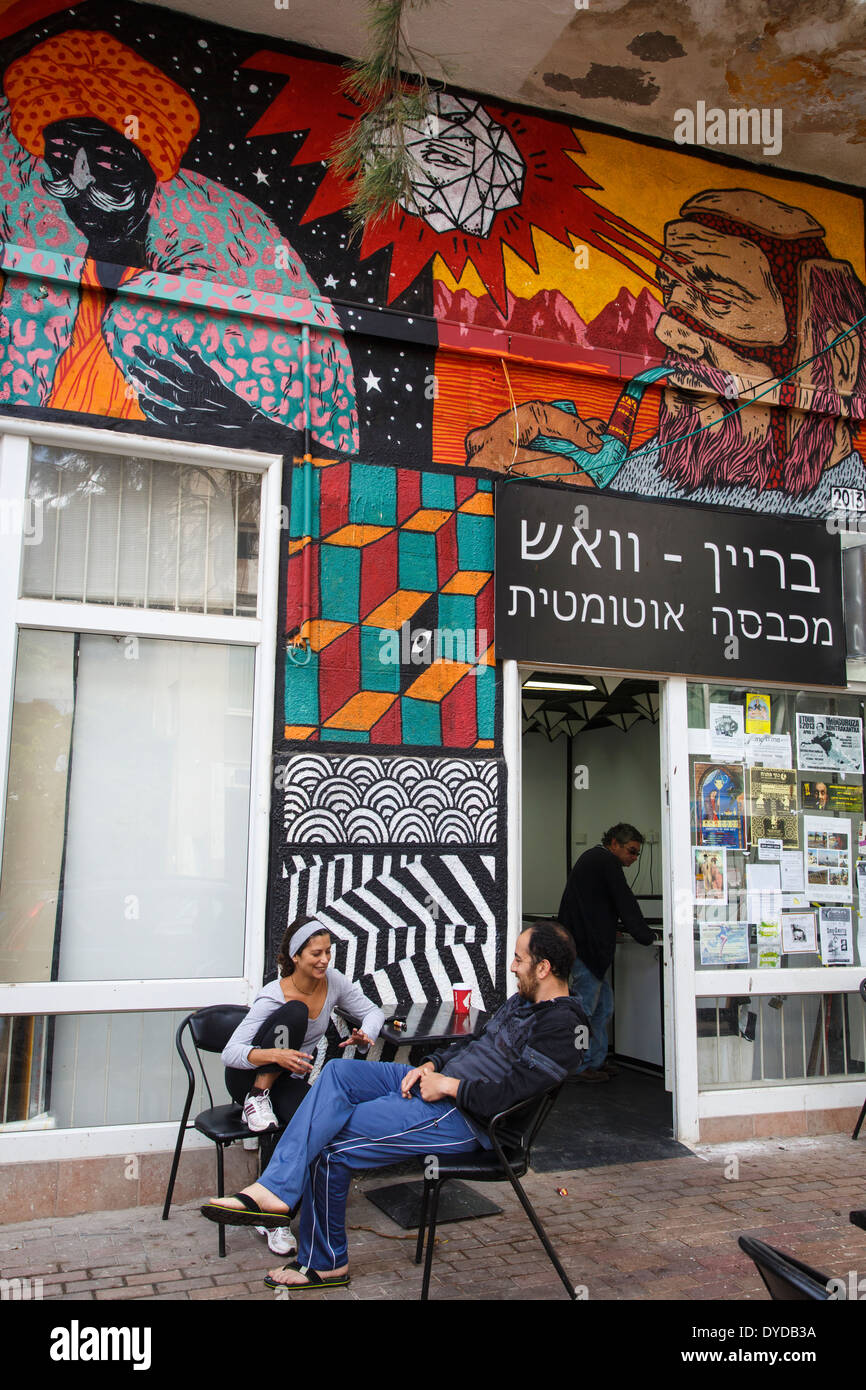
434,282,663,359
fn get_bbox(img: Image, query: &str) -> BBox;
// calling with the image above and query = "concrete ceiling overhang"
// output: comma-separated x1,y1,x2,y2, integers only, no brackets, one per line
144,0,866,187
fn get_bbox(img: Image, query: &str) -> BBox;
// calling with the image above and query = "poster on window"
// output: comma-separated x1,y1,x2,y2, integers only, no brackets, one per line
745,693,771,735
796,714,864,773
747,768,799,848
803,815,852,902
694,763,746,848
819,906,854,965
694,846,727,901
698,921,750,967
781,912,818,954
710,704,745,761
801,780,864,814
745,733,792,767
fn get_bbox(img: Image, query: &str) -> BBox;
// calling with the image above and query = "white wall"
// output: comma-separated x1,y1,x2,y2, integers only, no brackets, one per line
571,719,662,897
521,716,662,917
521,731,568,915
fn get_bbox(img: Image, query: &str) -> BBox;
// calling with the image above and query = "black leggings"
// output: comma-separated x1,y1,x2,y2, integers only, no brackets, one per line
225,1000,312,1128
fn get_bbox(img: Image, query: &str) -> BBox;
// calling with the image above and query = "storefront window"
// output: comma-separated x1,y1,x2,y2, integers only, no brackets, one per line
688,683,866,971
0,1010,222,1130
697,991,866,1088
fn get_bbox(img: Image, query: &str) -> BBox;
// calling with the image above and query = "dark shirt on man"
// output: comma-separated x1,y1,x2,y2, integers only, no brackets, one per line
558,844,654,980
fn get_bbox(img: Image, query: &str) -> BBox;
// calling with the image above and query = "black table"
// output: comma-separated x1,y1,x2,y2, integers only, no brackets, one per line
365,1001,498,1230
379,1002,488,1062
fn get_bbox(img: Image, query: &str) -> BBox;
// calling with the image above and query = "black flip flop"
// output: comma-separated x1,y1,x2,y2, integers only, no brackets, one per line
264,1260,350,1291
200,1192,293,1229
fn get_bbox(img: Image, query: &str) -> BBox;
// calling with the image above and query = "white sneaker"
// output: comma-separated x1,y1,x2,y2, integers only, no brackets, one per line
242,1087,278,1132
265,1225,298,1257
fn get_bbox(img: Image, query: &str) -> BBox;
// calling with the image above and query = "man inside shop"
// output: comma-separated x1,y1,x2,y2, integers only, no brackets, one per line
557,823,655,1082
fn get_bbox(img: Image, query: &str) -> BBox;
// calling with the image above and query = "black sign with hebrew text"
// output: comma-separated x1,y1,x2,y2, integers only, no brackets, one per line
494,482,845,685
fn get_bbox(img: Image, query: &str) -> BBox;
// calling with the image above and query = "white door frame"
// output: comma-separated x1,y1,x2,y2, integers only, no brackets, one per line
503,659,689,1136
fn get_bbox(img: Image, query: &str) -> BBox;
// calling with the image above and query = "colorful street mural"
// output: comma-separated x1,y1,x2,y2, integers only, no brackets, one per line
4,0,865,1010
283,459,495,748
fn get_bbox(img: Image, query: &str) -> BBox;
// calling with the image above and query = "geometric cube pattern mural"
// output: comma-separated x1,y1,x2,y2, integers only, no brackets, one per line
284,460,496,748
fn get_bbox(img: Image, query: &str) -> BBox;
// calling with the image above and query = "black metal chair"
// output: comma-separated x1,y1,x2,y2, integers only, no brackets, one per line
414,1081,575,1301
162,1004,261,1257
852,979,866,1140
737,1235,832,1300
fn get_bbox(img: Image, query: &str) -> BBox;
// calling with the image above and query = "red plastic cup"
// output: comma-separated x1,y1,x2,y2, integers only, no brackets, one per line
453,984,471,1015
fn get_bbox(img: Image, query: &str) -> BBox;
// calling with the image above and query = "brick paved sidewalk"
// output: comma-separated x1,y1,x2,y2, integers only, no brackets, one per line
1,1133,864,1301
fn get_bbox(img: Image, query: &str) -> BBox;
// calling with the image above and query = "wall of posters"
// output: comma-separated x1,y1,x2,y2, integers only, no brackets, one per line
694,763,746,848
803,815,852,903
748,768,799,847
796,715,864,773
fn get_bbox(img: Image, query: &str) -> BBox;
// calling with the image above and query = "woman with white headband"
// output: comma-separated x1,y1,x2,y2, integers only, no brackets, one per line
222,915,384,1146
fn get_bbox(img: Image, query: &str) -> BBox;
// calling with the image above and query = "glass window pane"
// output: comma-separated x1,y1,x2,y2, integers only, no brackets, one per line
0,1011,224,1130
697,992,866,1088
0,630,254,982
23,445,260,615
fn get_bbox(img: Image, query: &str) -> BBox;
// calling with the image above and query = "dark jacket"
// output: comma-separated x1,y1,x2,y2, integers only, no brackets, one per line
423,992,587,1145
558,843,654,981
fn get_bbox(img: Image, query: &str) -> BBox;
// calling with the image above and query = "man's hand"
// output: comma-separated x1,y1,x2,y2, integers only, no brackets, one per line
338,1029,375,1050
465,401,606,477
419,1071,460,1102
400,1063,434,1097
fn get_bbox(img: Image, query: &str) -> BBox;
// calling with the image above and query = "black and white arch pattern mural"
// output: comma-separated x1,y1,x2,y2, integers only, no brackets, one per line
268,849,505,1010
276,753,499,846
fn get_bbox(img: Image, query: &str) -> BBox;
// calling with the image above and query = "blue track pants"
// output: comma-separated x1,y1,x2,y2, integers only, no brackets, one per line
258,1058,481,1271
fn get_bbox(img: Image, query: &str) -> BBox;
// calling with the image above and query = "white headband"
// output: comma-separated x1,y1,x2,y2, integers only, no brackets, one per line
288,919,330,958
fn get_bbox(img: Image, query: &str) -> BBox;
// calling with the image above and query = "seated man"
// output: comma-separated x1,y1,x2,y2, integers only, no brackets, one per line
202,921,587,1290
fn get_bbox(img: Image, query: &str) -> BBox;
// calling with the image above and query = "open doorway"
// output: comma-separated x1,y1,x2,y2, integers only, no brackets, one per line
520,669,687,1168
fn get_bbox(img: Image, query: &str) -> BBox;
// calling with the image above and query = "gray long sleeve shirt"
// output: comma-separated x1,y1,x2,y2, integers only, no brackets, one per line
221,973,385,1070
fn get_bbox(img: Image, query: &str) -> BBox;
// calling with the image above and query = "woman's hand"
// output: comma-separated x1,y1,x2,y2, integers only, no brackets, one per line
271,1048,315,1076
338,1029,375,1050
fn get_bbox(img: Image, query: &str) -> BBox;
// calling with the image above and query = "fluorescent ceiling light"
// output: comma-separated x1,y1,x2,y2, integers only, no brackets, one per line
523,681,597,692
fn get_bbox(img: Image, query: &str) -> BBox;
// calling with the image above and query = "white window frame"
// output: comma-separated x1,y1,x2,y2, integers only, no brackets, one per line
0,420,283,1161
505,659,866,1148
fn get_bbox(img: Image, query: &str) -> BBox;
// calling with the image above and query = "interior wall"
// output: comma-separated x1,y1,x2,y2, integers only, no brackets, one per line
521,732,567,916
571,719,662,897
521,715,662,918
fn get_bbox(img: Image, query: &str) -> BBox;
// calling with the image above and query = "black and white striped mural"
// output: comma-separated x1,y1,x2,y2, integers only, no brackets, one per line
268,849,504,1010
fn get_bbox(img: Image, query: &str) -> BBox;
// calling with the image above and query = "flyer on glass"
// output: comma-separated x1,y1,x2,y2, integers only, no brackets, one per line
694,763,746,848
747,768,799,848
710,704,745,761
745,733,791,767
803,815,852,903
698,921,750,967
801,781,864,815
781,912,817,954
796,714,864,774
694,846,727,900
745,693,771,735
819,906,854,965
